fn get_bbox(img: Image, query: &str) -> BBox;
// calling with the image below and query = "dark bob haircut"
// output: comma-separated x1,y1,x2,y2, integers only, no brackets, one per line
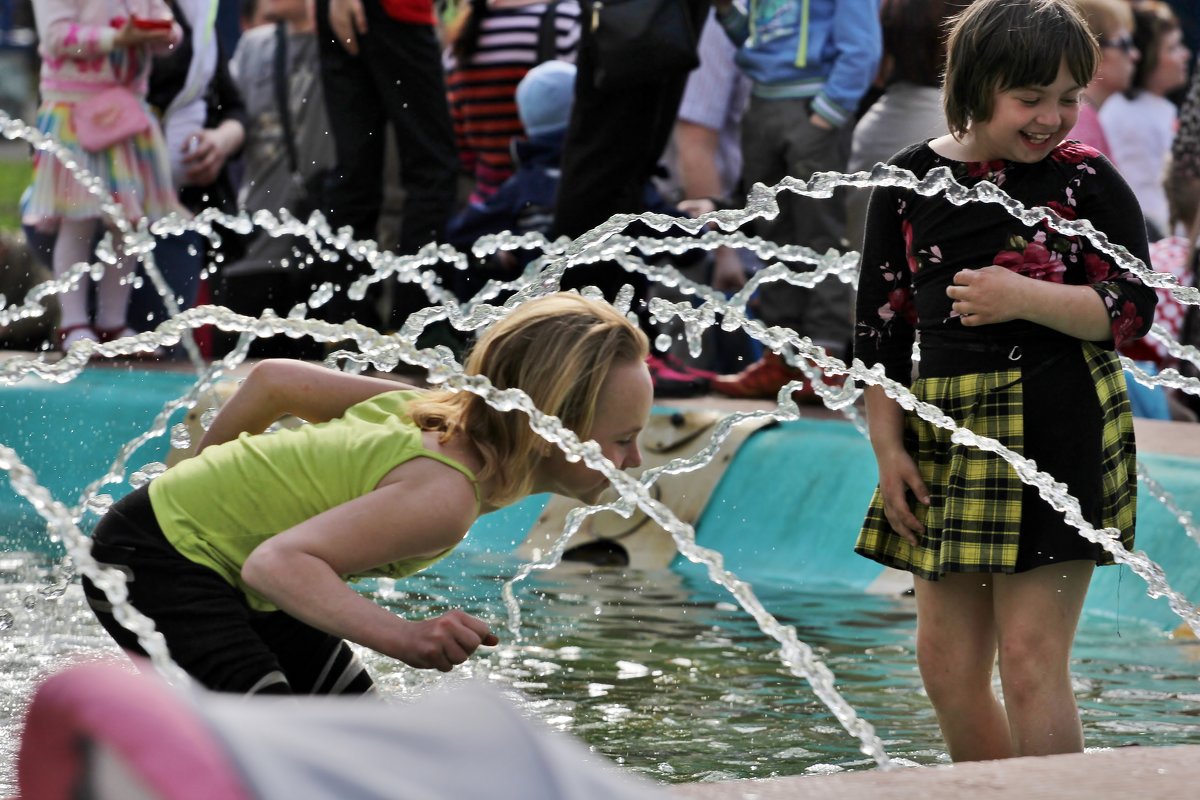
942,0,1100,138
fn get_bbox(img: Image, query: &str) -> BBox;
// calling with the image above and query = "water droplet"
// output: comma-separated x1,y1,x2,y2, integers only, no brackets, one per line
170,423,192,450
654,333,672,352
0,610,13,630
86,494,114,514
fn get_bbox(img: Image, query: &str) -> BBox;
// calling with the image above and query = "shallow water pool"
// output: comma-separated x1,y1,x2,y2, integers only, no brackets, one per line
3,545,1199,793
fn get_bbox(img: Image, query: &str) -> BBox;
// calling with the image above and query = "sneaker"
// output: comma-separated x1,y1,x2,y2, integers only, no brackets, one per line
710,351,845,404
646,354,708,398
709,351,804,399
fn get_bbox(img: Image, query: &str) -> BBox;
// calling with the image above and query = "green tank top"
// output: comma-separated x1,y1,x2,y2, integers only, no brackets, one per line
149,390,480,612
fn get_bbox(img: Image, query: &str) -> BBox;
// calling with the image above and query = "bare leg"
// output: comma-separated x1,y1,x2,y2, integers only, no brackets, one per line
913,572,1014,762
993,560,1093,757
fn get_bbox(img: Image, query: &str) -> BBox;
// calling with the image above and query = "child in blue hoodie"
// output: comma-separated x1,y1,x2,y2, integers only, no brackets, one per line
709,0,881,400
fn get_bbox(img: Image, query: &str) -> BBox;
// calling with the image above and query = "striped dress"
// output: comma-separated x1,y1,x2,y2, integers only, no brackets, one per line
22,0,183,229
444,1,581,205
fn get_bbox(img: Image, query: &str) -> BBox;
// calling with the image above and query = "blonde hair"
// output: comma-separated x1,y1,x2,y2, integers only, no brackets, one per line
408,293,649,506
1072,0,1133,38
942,0,1099,138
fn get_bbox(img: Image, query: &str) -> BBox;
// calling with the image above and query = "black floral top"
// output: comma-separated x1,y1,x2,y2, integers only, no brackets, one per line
853,140,1157,384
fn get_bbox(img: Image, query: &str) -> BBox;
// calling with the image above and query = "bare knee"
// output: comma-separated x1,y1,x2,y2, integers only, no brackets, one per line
998,627,1070,708
917,626,995,709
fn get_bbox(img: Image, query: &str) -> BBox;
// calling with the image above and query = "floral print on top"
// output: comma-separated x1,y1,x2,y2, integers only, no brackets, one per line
853,140,1157,385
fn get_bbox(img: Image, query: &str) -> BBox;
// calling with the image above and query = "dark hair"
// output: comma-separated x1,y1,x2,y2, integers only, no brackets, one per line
1130,1,1181,95
942,0,1099,137
881,0,971,88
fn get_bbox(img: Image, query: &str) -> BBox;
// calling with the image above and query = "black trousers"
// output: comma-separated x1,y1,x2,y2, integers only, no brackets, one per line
82,486,374,695
314,0,459,328
552,0,711,303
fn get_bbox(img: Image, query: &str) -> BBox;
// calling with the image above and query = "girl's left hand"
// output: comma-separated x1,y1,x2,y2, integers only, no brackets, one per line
181,129,230,187
946,266,1029,326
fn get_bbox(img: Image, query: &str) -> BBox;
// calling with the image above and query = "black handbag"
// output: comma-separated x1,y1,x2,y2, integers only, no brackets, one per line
590,0,700,90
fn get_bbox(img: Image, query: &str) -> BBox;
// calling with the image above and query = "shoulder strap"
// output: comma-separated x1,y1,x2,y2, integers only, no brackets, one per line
273,23,301,179
535,0,560,65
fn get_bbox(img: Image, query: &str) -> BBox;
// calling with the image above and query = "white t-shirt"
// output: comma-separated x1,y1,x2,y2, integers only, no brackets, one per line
1100,92,1178,236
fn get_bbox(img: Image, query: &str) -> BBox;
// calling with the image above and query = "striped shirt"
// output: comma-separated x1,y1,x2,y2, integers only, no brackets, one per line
445,2,581,204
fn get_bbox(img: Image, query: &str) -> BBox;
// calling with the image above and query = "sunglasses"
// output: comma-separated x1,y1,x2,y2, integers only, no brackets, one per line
1100,34,1137,55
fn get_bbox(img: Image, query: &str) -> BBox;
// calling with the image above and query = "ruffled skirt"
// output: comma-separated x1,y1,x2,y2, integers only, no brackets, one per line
21,99,183,230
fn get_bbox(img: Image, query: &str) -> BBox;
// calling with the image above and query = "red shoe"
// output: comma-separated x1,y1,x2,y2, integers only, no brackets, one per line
709,351,805,399
711,352,847,404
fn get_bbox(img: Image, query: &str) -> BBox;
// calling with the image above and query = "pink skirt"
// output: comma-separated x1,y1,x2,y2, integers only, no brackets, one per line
21,98,184,230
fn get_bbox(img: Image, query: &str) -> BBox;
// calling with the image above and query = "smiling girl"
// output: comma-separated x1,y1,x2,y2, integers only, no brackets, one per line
853,0,1157,762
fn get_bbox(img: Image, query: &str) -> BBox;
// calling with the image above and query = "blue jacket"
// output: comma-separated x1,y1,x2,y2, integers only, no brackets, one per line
717,0,881,127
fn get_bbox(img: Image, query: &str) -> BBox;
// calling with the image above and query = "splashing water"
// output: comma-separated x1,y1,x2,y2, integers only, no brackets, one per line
2,108,1200,775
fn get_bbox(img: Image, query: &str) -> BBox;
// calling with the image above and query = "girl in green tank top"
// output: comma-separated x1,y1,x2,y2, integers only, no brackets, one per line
84,293,654,694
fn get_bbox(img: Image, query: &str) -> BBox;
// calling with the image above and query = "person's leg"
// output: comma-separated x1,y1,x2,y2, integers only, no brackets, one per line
366,18,457,256
314,0,387,328
211,271,325,359
912,572,1014,762
315,0,387,240
52,218,100,335
359,12,459,326
252,611,376,695
551,0,706,244
82,488,299,694
754,102,853,355
993,560,1093,757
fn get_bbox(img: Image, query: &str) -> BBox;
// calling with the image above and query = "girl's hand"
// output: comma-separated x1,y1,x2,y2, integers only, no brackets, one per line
876,449,930,546
113,18,175,49
395,611,499,672
946,266,1030,326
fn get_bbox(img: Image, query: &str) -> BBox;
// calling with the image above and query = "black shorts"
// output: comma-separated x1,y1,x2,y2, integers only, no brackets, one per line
82,485,374,695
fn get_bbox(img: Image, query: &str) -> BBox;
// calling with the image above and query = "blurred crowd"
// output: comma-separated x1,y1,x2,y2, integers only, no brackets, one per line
0,0,1197,419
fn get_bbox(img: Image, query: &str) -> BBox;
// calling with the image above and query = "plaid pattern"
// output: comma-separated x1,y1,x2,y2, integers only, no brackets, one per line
857,343,1136,578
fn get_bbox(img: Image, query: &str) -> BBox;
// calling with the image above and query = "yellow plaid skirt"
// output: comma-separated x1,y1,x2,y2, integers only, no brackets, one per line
856,341,1137,579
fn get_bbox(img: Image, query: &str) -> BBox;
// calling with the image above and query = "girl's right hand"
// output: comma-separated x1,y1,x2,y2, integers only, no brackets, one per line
876,450,930,546
395,610,499,672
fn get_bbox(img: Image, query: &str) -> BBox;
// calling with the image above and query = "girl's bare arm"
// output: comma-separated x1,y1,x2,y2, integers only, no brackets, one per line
865,384,928,545
241,467,496,671
198,359,417,452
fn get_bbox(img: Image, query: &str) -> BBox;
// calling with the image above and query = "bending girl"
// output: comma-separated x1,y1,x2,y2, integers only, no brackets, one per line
84,293,652,694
